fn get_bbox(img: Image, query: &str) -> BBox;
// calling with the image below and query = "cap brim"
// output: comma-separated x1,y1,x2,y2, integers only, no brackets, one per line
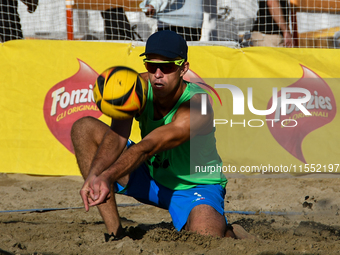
139,50,180,59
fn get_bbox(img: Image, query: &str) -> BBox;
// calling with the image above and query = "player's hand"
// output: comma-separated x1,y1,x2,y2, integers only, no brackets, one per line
80,174,111,211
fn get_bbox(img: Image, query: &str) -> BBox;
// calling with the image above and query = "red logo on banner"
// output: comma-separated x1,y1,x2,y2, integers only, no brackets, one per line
43,59,102,154
266,65,336,163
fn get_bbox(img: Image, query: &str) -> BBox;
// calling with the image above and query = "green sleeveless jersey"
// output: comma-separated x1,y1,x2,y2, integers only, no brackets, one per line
135,81,227,190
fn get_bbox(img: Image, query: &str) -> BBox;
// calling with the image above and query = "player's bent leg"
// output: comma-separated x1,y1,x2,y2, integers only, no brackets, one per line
71,116,111,177
184,204,255,239
184,204,226,237
229,224,259,240
71,116,126,238
97,188,126,240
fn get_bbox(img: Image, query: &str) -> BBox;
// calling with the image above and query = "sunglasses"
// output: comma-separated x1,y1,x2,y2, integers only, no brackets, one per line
143,59,185,74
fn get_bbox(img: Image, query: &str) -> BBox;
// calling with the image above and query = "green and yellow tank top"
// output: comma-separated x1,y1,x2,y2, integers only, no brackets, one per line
135,80,227,190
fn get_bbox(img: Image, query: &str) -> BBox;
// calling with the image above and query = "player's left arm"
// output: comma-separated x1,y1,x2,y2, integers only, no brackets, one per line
88,93,213,206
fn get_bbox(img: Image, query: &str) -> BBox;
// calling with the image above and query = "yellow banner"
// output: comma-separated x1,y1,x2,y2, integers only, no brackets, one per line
1,40,339,176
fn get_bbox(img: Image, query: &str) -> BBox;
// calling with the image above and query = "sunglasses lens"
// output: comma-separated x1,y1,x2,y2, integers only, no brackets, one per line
145,62,178,74
162,63,177,73
144,62,157,73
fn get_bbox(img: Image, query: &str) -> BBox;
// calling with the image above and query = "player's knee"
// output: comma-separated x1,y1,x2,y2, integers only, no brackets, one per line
190,204,221,217
71,116,96,140
186,204,226,236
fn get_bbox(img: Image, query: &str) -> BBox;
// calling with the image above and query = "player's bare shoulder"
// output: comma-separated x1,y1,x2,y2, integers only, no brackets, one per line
189,93,213,116
174,93,214,135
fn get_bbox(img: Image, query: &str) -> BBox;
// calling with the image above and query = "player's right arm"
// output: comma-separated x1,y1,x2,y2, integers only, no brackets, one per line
85,93,214,208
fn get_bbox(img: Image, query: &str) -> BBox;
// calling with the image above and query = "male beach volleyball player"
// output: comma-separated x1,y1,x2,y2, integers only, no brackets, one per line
71,30,252,240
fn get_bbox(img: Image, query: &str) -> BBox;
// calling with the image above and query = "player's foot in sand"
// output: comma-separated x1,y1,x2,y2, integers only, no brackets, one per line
227,224,259,240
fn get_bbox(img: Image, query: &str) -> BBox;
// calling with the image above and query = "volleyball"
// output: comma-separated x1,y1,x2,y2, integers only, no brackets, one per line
93,66,147,119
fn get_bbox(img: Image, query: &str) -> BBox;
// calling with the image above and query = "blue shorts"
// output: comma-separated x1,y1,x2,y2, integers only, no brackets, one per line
114,140,227,231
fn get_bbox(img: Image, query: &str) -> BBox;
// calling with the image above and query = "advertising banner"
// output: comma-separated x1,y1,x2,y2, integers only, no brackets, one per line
1,40,339,175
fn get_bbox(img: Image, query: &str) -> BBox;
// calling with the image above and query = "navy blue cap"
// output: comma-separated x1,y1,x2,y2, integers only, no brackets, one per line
140,30,188,60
